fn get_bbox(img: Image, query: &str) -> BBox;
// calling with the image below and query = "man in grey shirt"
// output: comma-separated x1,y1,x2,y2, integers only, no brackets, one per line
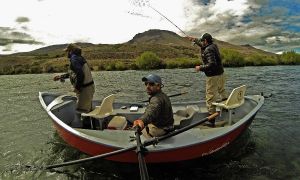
133,74,174,138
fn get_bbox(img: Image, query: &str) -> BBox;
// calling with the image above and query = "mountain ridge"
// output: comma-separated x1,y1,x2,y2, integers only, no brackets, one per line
19,29,274,57
0,29,283,75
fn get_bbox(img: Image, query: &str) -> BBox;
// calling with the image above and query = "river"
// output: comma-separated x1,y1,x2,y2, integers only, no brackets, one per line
0,66,299,179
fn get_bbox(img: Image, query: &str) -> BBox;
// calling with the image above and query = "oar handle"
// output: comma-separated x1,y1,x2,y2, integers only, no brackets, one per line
135,126,149,180
208,112,219,121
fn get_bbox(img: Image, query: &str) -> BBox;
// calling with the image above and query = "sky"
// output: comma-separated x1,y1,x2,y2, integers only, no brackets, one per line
0,0,299,55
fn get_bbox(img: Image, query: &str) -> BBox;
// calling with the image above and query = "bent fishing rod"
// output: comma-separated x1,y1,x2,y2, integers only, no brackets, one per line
148,5,188,36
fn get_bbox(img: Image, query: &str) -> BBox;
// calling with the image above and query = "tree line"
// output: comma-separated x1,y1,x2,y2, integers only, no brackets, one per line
0,50,299,75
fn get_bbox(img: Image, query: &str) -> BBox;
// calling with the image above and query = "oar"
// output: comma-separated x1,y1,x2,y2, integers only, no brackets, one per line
141,91,188,103
135,126,149,180
30,112,218,170
143,112,219,146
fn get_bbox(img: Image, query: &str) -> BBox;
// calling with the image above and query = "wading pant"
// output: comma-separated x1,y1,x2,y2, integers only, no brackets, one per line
142,124,166,139
206,73,227,114
76,84,95,113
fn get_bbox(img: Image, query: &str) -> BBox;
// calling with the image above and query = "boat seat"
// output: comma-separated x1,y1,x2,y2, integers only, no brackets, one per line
81,94,116,129
212,85,246,125
82,94,116,119
46,94,76,111
107,116,128,130
174,106,197,126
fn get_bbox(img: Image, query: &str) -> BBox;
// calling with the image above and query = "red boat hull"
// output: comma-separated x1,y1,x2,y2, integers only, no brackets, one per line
53,115,255,163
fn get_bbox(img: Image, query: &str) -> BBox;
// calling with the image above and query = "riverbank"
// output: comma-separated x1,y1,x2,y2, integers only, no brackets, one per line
0,50,299,75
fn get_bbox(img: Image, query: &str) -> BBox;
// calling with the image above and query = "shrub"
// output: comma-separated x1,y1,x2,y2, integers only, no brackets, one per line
221,49,245,67
115,61,126,70
43,65,55,73
245,54,278,66
280,51,300,65
135,51,163,70
166,58,200,68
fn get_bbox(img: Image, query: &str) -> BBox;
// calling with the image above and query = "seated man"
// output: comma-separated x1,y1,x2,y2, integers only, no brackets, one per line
133,74,174,138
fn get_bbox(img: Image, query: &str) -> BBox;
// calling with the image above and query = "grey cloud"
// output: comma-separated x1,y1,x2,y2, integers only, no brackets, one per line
16,17,30,23
185,0,300,53
0,38,43,46
0,27,43,46
193,0,212,6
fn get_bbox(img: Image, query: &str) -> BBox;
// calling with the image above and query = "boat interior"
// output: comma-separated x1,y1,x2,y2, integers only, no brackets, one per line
41,85,260,133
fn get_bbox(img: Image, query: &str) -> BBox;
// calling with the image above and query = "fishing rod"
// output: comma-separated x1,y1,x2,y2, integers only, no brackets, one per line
148,5,188,36
129,0,188,36
141,91,188,103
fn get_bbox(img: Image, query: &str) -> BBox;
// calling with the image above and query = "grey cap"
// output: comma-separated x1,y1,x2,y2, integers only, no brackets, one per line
142,74,162,84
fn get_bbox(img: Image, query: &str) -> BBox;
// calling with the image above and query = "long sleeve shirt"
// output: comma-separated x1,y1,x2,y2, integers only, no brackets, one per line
140,91,174,128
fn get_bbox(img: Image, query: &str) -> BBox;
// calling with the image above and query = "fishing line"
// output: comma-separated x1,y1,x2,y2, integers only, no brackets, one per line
148,5,188,36
129,0,188,36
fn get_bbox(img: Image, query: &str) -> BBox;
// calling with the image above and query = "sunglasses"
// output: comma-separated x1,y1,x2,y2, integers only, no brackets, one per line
144,82,156,86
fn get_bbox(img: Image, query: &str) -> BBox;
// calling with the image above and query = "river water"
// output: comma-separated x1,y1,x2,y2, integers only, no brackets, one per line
0,66,299,179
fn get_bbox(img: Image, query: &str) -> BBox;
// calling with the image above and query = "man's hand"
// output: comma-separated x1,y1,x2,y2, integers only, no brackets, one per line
186,36,196,42
53,75,61,81
133,119,144,130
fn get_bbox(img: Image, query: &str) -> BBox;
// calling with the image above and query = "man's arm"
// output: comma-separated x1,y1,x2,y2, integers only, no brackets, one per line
186,36,203,47
199,48,217,72
53,73,69,81
70,59,85,91
139,96,161,125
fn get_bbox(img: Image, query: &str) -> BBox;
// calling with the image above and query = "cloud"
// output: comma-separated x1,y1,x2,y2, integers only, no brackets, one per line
184,0,300,53
0,27,43,46
15,16,30,23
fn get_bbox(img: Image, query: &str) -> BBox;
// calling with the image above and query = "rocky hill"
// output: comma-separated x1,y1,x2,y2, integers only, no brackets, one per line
0,29,279,74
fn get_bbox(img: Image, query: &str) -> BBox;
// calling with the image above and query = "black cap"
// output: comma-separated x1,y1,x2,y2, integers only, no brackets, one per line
200,33,213,42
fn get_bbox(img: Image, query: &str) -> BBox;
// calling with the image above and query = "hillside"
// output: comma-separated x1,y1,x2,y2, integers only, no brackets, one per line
128,29,274,56
0,29,282,75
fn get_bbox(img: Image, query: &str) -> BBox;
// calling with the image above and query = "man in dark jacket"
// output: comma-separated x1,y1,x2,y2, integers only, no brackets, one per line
53,44,95,113
133,74,174,138
187,33,227,126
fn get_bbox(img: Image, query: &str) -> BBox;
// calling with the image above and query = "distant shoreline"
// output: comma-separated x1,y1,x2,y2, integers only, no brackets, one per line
0,57,299,76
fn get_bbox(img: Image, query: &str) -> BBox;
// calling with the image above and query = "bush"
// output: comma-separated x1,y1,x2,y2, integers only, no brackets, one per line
43,64,55,73
166,58,200,69
135,51,163,70
245,54,278,66
115,61,127,70
221,49,245,67
280,51,300,65
104,62,116,71
30,66,43,74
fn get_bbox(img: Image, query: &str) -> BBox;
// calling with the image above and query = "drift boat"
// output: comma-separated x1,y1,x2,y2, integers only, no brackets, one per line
39,85,264,163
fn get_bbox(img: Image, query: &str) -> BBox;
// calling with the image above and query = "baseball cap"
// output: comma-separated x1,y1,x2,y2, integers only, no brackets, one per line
200,33,213,42
142,74,162,84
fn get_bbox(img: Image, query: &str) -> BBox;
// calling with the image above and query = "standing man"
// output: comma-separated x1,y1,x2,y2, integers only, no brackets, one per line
187,33,227,127
133,74,174,138
54,43,95,114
